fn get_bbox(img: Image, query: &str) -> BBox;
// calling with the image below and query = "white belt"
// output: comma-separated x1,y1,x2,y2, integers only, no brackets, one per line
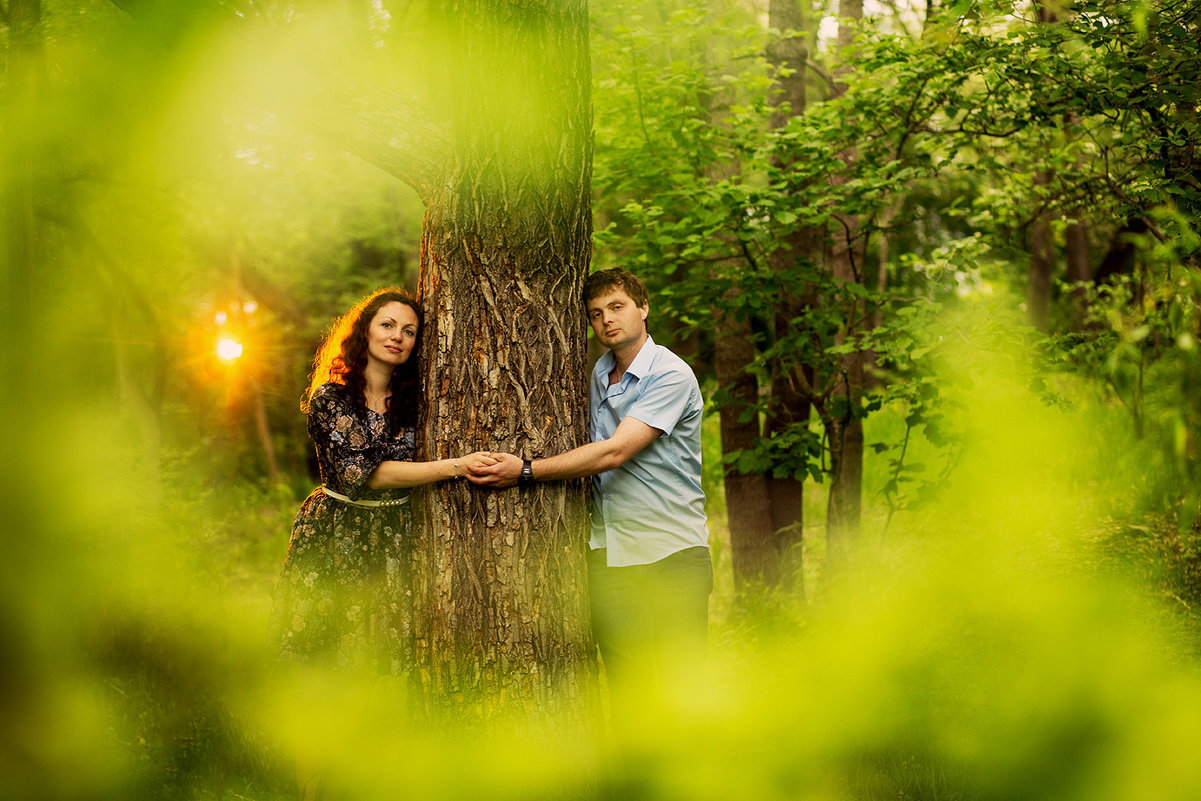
322,486,410,508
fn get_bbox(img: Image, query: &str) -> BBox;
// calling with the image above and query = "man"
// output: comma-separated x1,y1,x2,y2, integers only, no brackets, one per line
468,267,711,720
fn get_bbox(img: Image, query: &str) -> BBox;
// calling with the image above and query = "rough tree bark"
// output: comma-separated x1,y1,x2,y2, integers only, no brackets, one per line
413,0,595,723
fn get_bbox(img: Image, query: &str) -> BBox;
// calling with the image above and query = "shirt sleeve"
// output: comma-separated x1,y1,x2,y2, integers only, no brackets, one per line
307,383,390,498
623,369,698,437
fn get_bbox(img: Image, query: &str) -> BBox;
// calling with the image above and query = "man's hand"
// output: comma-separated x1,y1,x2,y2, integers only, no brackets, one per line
466,452,524,488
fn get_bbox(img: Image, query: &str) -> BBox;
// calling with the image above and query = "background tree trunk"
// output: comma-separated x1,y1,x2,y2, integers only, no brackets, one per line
1065,218,1092,328
824,0,866,572
1027,169,1054,333
766,358,811,586
700,33,779,594
1065,221,1091,285
765,0,814,592
1027,0,1061,334
715,293,779,588
413,0,596,725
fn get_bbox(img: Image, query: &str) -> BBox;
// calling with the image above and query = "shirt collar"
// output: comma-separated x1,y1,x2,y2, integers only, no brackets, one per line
595,335,657,384
624,335,657,379
595,348,616,382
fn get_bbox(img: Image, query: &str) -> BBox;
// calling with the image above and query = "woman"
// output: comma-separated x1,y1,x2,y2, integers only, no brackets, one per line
275,287,492,676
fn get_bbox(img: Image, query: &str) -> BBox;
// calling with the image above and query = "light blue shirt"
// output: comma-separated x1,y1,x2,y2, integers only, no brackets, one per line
588,336,709,567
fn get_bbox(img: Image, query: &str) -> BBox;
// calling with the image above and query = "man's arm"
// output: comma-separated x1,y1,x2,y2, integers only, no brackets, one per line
466,416,661,488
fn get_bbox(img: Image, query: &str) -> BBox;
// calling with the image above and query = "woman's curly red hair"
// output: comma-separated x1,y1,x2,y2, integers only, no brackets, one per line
303,287,422,430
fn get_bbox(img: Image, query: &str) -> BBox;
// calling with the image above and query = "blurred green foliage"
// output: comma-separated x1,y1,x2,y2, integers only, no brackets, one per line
7,316,1201,800
4,0,1201,799
589,0,1201,540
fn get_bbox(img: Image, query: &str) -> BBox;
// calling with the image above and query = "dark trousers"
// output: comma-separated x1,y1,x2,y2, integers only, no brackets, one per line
588,546,712,729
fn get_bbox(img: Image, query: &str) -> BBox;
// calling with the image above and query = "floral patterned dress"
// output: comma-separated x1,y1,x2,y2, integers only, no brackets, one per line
275,382,416,675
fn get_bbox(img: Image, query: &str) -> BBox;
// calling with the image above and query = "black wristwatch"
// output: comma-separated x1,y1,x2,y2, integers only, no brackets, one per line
518,459,534,486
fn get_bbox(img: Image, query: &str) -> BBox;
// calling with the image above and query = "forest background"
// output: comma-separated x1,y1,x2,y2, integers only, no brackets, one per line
3,0,1201,799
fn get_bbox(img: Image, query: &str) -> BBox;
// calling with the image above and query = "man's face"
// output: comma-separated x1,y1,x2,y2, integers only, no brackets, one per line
587,286,648,351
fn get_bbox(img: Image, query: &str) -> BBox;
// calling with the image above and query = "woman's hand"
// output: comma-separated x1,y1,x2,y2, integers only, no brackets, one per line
465,452,523,487
457,451,499,477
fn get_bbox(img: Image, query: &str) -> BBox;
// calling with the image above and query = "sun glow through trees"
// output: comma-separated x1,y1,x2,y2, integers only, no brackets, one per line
216,337,243,361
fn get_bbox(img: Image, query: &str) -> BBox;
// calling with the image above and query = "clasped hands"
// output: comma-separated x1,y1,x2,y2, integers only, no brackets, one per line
457,451,500,477
465,452,525,488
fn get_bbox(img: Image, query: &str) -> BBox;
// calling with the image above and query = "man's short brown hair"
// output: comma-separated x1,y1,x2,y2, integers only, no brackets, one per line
583,268,650,309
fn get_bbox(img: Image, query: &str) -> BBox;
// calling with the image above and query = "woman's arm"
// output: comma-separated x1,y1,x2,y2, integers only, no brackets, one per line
366,451,497,489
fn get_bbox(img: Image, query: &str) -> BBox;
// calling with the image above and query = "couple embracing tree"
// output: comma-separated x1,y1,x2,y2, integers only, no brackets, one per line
275,268,710,797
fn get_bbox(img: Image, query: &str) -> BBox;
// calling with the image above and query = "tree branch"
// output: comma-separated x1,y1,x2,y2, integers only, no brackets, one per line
631,58,658,156
805,59,838,99
292,71,449,203
107,0,450,203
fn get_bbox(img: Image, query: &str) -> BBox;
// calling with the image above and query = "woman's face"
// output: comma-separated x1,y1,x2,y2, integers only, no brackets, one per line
365,301,419,372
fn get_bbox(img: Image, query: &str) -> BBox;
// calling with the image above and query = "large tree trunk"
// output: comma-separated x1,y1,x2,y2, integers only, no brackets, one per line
413,0,595,724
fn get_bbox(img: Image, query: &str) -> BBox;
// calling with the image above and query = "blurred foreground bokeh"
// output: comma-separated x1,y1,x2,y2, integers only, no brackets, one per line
5,2,1201,799
4,300,1201,801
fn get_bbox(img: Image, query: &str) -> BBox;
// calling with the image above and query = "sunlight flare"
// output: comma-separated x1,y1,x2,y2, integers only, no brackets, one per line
216,337,243,361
